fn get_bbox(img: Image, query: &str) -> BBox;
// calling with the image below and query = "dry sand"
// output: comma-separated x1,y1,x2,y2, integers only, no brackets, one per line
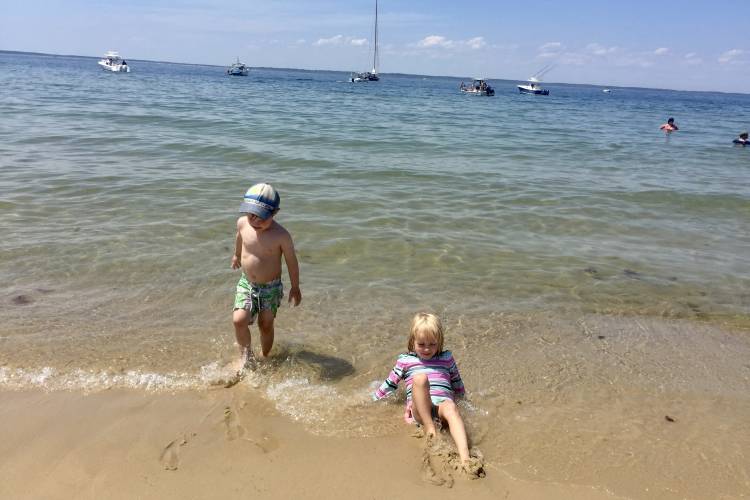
0,388,620,500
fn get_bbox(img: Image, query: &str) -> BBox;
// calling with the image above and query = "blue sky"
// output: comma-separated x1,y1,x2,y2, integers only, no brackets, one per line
2,0,748,92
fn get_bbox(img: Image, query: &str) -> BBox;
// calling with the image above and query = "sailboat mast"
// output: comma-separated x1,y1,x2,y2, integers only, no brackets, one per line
372,0,379,74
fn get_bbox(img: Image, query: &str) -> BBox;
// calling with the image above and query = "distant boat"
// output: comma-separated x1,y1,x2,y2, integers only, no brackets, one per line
98,51,130,73
350,0,380,82
227,58,249,76
603,89,612,93
518,77,549,95
460,78,495,96
518,64,553,95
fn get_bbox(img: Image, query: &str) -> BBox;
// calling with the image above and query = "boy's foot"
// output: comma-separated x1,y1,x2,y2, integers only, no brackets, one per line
222,353,257,388
243,353,258,371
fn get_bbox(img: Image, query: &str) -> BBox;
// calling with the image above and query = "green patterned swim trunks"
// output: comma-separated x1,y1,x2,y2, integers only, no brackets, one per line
233,275,283,323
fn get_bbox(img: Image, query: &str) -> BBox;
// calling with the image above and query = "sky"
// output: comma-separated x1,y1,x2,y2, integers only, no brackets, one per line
1,0,748,92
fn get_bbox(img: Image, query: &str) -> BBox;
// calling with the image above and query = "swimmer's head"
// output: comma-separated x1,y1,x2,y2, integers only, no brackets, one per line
740,131,749,140
667,117,675,124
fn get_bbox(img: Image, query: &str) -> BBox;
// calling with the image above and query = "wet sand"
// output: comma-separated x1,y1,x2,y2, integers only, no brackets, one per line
2,314,750,499
0,388,620,500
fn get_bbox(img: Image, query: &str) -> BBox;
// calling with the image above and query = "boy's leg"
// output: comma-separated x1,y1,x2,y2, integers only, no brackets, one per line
437,400,470,463
411,374,437,436
232,308,252,360
256,309,275,359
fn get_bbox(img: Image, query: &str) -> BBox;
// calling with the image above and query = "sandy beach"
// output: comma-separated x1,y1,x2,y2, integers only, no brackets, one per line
2,315,750,499
0,388,622,500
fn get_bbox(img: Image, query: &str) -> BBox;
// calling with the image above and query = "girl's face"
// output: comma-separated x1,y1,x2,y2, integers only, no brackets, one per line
413,333,439,360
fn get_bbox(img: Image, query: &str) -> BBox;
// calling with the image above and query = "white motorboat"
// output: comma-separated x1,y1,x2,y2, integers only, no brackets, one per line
517,64,553,95
460,78,495,96
227,58,249,76
350,0,380,82
98,51,130,72
517,77,549,95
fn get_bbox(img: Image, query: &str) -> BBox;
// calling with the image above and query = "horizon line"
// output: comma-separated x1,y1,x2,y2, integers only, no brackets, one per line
2,49,747,96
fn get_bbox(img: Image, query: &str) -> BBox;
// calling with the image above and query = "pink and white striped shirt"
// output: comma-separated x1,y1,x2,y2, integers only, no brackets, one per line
373,350,465,406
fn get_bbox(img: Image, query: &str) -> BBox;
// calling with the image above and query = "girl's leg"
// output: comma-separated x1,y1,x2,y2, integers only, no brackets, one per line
411,374,437,436
257,309,276,358
437,400,470,463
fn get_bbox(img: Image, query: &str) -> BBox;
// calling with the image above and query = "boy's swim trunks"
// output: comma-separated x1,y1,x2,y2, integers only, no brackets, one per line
233,275,283,323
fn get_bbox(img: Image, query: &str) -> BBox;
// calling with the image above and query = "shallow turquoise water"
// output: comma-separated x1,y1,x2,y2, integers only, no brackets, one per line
1,50,749,382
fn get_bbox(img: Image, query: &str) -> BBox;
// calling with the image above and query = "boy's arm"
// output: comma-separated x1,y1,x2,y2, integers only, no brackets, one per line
281,232,301,305
231,228,242,269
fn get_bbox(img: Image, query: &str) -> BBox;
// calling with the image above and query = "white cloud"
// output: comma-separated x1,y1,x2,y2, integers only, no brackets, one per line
466,37,486,50
718,48,744,63
313,35,369,47
539,42,562,51
654,47,670,55
415,35,487,50
314,35,344,46
418,35,454,49
585,43,618,56
538,41,563,59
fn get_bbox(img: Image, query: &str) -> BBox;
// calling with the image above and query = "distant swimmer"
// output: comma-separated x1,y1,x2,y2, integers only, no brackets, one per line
733,131,749,146
660,117,679,133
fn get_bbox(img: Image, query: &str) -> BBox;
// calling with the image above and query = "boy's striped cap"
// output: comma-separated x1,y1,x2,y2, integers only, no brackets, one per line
239,183,280,220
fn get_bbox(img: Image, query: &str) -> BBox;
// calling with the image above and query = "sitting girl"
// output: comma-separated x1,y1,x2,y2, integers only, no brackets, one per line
373,312,482,476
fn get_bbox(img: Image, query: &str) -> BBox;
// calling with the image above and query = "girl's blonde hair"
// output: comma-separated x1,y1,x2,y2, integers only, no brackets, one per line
407,312,444,353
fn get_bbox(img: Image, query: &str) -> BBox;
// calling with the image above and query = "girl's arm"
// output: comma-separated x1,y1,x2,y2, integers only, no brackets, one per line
372,360,405,401
447,353,466,398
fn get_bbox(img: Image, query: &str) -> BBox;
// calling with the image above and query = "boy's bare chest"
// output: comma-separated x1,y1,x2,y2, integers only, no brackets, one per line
241,228,280,257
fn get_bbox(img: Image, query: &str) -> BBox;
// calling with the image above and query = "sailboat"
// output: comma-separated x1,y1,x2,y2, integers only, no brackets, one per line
350,0,380,82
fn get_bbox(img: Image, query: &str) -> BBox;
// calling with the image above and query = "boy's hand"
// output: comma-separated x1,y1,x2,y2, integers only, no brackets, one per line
231,255,241,270
288,286,302,306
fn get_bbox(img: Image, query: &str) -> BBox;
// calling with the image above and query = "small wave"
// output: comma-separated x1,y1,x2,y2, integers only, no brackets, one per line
0,365,211,392
265,377,343,425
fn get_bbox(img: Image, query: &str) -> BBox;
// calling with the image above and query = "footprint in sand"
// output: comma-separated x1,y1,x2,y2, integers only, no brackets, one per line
160,436,187,471
252,431,280,454
420,436,454,488
223,406,246,440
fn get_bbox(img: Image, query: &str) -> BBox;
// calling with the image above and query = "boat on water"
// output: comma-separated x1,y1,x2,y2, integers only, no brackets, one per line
226,58,249,76
350,0,380,82
460,78,495,96
98,51,130,73
517,64,553,95
603,89,612,93
518,77,549,95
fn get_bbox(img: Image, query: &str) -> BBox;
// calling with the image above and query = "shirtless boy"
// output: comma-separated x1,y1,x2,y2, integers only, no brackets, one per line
230,183,301,367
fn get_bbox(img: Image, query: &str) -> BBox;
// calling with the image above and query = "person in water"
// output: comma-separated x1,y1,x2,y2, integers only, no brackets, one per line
373,313,484,478
735,131,749,145
230,183,301,370
660,117,679,133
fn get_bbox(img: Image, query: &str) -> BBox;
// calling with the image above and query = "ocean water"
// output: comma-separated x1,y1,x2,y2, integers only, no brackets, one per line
2,51,750,498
